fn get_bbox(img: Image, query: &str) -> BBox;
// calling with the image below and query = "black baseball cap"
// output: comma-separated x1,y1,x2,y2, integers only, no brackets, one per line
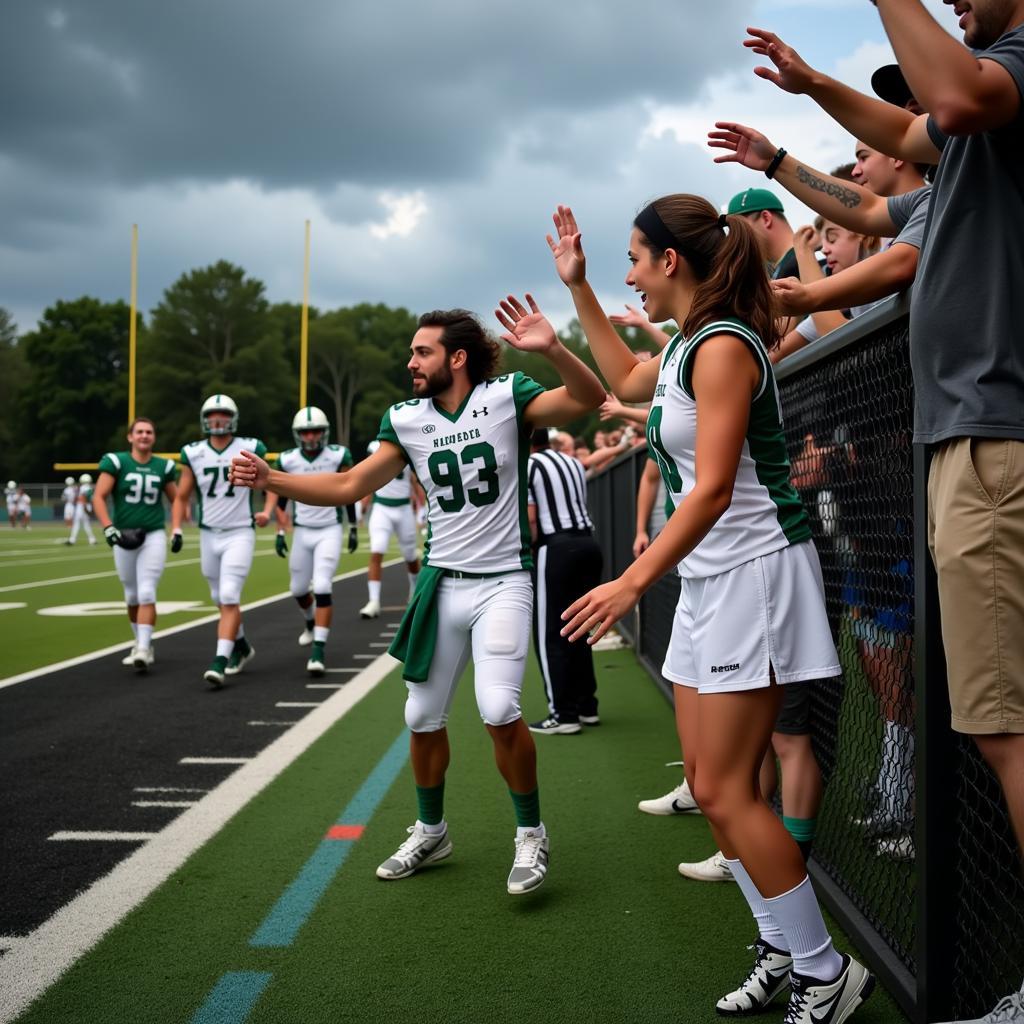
871,64,914,108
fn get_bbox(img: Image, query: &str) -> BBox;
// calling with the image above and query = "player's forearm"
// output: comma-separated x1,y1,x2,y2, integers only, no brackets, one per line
635,475,656,533
770,329,811,364
568,281,650,401
612,405,650,427
543,339,606,409
799,245,918,313
621,487,730,591
793,245,825,284
805,73,921,160
773,154,894,236
92,494,111,529
265,468,356,508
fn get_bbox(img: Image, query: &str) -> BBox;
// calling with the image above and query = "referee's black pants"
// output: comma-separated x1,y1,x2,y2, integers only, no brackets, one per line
531,530,603,722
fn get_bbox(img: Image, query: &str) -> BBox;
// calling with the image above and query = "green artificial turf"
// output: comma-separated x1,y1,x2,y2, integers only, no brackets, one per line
16,650,907,1024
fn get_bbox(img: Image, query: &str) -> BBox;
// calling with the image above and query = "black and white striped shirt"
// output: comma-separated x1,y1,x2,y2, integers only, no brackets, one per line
527,450,593,537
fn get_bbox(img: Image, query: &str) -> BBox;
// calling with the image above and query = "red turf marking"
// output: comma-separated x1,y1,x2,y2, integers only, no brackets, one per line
325,825,364,840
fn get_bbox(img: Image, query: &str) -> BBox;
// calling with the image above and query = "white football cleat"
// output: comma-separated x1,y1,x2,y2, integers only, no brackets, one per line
359,599,381,619
782,954,874,1024
507,827,549,895
133,647,154,673
122,646,137,667
297,627,314,647
376,822,452,880
638,779,701,816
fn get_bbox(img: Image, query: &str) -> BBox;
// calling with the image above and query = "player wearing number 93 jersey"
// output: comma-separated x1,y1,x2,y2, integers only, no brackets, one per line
229,303,605,894
172,394,277,688
92,417,178,673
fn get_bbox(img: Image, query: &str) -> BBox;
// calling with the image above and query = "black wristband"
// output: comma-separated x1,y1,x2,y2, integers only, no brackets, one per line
765,147,787,180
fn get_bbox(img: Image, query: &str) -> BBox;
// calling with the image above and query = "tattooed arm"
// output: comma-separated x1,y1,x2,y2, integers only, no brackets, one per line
710,122,900,238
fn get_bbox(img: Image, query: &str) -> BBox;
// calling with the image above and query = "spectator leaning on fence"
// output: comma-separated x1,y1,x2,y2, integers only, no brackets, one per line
746,9,1024,1018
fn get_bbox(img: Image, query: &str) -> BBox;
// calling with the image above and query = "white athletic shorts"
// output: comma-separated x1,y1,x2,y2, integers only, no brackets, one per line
662,541,840,693
200,526,255,607
404,571,532,732
63,502,76,521
113,529,167,606
367,502,418,562
289,524,342,596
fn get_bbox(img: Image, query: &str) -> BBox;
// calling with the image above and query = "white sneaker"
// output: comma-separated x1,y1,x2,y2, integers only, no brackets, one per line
297,627,314,647
678,850,734,882
360,599,381,620
133,647,154,673
934,983,1024,1023
306,655,325,676
507,827,549,895
122,646,137,667
876,833,915,861
638,779,701,816
783,954,874,1024
376,822,452,880
717,939,793,1015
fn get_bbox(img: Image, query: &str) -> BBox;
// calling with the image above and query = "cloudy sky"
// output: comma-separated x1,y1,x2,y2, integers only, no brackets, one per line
2,0,956,336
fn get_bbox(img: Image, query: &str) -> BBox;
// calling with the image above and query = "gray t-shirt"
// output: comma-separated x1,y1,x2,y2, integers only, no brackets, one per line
910,26,1024,444
886,186,931,250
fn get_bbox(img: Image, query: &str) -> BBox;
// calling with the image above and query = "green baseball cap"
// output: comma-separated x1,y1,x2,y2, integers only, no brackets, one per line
727,187,785,216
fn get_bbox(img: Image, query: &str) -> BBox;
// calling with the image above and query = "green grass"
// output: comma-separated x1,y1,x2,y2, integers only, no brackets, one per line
16,650,907,1024
0,523,383,678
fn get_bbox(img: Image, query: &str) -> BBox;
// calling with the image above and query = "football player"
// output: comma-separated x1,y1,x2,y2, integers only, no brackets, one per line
15,487,31,529
92,417,178,671
61,476,77,530
171,394,275,688
68,474,98,545
5,481,17,528
275,406,358,675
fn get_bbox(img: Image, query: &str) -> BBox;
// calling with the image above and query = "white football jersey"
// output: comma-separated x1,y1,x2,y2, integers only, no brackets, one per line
375,462,414,505
62,485,77,504
277,444,353,528
181,436,267,529
5,486,17,508
378,372,545,573
648,318,811,579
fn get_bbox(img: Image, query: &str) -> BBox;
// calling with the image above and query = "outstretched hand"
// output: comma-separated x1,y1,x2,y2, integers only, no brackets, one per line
546,205,586,287
707,121,778,172
561,576,641,645
771,277,813,315
495,294,558,353
744,28,818,95
609,303,649,329
230,450,269,490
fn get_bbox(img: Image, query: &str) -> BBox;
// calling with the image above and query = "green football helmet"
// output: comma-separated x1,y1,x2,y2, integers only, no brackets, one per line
201,394,239,436
291,406,329,452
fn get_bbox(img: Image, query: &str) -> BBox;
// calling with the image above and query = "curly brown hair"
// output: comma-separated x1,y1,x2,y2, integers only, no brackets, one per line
418,309,502,385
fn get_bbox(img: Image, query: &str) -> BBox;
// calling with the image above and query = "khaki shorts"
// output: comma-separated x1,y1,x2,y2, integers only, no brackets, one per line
928,437,1024,734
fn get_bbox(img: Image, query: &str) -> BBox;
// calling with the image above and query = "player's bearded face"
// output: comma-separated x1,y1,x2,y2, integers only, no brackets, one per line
411,357,454,398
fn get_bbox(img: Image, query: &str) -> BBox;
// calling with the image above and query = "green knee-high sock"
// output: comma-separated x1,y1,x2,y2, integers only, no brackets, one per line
509,788,541,829
783,815,817,862
416,782,445,826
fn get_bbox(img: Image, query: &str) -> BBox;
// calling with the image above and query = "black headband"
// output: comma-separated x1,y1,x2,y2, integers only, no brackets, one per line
634,204,680,254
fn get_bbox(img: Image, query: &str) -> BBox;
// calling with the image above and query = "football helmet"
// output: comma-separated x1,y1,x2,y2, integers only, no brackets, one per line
201,394,239,436
291,406,329,451
65,476,75,486
79,473,93,485
6,480,16,490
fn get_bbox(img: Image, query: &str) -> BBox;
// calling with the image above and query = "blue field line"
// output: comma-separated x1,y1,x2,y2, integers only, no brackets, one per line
189,971,273,1024
248,728,410,949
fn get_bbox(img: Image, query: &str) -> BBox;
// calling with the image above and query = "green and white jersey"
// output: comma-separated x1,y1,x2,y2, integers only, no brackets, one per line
277,444,353,527
79,484,94,505
181,436,267,529
97,451,176,532
647,318,810,580
377,372,545,573
5,485,18,508
374,463,414,506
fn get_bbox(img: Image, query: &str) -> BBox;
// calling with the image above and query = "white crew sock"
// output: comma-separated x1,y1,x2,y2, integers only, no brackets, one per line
764,876,843,981
137,624,153,651
313,626,329,644
516,822,546,841
725,858,788,950
418,819,446,835
368,580,382,603
216,638,234,659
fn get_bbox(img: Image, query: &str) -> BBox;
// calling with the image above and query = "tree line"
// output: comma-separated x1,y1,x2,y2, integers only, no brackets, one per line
1,261,660,481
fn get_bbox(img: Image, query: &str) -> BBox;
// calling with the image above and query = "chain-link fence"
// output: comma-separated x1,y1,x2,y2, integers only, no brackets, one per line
587,296,1024,1022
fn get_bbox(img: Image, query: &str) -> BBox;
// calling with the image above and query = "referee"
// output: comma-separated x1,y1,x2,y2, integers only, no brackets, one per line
527,429,603,735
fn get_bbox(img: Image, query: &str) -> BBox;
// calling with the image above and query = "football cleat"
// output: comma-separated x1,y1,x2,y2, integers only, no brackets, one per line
638,779,701,816
306,642,326,676
507,827,549,895
359,599,381,619
297,627,315,647
225,642,255,676
717,939,793,1015
782,954,874,1024
376,823,452,880
678,850,735,883
528,716,581,735
122,646,138,667
133,647,154,673
204,656,228,689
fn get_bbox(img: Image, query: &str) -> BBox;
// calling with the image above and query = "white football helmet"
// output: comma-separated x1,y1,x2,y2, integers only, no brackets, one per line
79,473,93,485
6,480,15,490
65,476,75,486
291,406,329,451
201,394,239,436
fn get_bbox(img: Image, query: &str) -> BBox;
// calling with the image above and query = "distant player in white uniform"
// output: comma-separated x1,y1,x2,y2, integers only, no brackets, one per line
15,487,31,529
275,406,358,676
171,394,276,688
5,481,17,528
68,474,97,544
358,439,420,619
92,417,178,672
552,200,872,1022
231,303,604,895
61,477,77,529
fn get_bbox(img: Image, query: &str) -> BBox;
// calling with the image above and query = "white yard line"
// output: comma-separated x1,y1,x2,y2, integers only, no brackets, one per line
131,800,198,809
246,720,300,727
305,683,344,690
0,651,399,1023
0,560,399,691
179,757,251,765
133,787,209,794
275,701,320,708
49,832,158,842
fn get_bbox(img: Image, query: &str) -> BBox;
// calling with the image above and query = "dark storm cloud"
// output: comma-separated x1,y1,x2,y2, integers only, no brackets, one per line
2,0,755,192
